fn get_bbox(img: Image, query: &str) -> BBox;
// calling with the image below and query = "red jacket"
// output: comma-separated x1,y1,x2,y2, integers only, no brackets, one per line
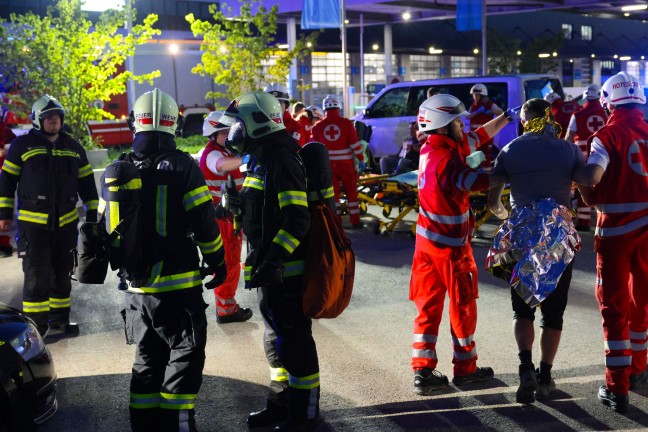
573,100,607,155
283,111,307,146
311,109,363,164
415,128,491,253
199,140,243,204
469,99,495,130
552,99,581,139
590,108,648,239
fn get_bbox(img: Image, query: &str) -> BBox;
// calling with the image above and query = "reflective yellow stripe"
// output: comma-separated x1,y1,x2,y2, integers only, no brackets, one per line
59,208,79,227
130,393,161,409
0,197,15,209
85,199,99,211
128,270,202,294
243,176,263,191
17,209,48,224
244,265,252,281
98,198,106,214
159,392,197,410
1,160,20,176
289,372,320,390
23,301,49,313
49,297,71,309
52,149,80,158
105,177,142,190
278,190,308,209
22,148,48,161
156,185,167,237
271,367,289,382
283,259,305,278
272,229,300,254
196,235,223,255
308,187,334,202
78,164,93,178
183,186,211,211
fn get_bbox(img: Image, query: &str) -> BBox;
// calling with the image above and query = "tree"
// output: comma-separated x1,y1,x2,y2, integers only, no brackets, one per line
0,0,160,143
186,0,318,104
487,29,522,74
487,29,564,75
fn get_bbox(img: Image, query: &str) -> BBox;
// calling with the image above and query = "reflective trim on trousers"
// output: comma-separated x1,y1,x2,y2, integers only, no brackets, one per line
412,348,437,359
604,340,631,350
605,356,632,367
413,333,437,343
452,334,474,347
453,347,477,361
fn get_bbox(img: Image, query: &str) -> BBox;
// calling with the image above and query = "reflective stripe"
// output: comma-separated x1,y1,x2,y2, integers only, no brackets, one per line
278,190,308,209
453,347,477,361
631,342,648,351
85,199,99,211
271,367,289,382
604,340,631,350
243,265,252,282
78,164,93,179
596,214,648,237
195,235,223,255
308,187,334,202
1,160,20,176
596,202,648,213
52,149,80,159
0,197,15,209
328,148,353,156
159,392,197,410
413,334,437,343
22,148,48,161
23,301,49,313
452,334,474,347
183,185,211,211
416,224,466,247
420,208,469,225
17,209,48,225
128,270,202,294
350,141,364,156
49,297,71,309
243,176,263,190
605,356,632,367
283,259,305,278
289,372,320,390
412,348,437,359
273,229,300,254
156,185,167,237
130,393,161,409
630,330,647,339
59,208,79,227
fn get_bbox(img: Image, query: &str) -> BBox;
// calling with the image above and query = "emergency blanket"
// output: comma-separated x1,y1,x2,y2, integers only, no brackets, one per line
485,198,581,307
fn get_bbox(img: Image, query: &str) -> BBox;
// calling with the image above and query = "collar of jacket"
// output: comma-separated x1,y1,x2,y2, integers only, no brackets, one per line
608,106,644,124
324,109,342,119
426,132,461,152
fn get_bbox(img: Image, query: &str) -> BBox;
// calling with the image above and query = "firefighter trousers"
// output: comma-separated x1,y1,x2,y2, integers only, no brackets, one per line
18,223,77,329
595,228,648,395
258,278,320,422
213,217,243,317
410,245,480,377
330,161,361,225
123,288,208,432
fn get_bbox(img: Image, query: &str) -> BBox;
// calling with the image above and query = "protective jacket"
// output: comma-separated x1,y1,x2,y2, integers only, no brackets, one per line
283,111,307,146
199,140,244,203
297,115,312,141
573,100,607,156
0,129,98,228
552,99,581,139
468,99,496,129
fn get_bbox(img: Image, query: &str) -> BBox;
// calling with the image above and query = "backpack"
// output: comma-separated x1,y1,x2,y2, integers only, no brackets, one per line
299,142,355,319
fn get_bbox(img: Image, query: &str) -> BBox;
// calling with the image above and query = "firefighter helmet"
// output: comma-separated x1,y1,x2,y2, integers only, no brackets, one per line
584,83,601,100
131,88,182,135
264,83,290,102
470,83,488,96
600,72,646,107
417,94,468,132
202,110,233,137
544,92,561,104
306,105,324,119
31,95,65,130
323,94,342,110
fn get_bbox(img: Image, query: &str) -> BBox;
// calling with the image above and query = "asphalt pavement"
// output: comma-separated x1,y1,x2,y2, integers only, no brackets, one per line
1,209,647,431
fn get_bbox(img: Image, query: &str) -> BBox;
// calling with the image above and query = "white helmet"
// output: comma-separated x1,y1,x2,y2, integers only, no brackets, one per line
585,83,601,100
470,83,488,96
131,88,181,135
306,105,324,119
202,110,233,137
31,95,65,130
263,83,290,102
323,94,342,110
601,72,646,107
417,94,468,132
544,92,561,104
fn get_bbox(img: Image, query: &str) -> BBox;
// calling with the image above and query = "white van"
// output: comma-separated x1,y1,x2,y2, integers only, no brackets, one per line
354,74,565,163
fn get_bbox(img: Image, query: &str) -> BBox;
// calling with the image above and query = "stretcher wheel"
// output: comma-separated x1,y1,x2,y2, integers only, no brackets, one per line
382,205,392,218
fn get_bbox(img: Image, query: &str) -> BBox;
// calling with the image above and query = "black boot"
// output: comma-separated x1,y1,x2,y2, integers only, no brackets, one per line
274,417,319,432
248,402,287,428
516,363,538,404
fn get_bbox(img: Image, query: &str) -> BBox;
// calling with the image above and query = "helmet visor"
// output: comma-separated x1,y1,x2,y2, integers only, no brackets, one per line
440,101,468,115
225,118,247,155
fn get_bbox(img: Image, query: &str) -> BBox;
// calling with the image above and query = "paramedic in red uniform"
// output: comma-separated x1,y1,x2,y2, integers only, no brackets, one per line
264,83,307,146
575,72,648,414
199,111,253,324
564,84,607,231
411,93,514,394
544,92,580,139
311,94,365,228
466,83,503,165
297,105,324,142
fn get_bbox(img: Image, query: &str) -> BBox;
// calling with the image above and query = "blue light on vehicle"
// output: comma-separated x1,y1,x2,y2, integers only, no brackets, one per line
9,323,45,361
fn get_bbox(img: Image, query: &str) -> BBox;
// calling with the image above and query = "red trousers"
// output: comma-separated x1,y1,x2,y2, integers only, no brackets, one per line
331,161,360,225
410,244,480,376
595,227,648,395
213,217,243,317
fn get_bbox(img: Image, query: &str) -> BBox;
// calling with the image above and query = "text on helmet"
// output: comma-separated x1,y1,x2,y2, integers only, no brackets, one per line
612,81,639,89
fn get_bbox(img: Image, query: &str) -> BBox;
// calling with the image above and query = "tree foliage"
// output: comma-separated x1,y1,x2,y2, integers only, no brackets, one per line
0,0,160,142
186,0,318,104
487,29,564,75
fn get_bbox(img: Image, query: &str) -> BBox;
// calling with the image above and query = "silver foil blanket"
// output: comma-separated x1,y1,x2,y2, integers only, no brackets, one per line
485,198,581,307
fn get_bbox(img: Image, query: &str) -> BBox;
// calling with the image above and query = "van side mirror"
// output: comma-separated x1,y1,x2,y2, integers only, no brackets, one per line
364,108,371,117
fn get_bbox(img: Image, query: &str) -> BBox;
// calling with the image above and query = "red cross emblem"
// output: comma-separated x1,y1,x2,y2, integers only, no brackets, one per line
562,102,579,114
628,139,648,177
324,124,341,141
586,115,605,133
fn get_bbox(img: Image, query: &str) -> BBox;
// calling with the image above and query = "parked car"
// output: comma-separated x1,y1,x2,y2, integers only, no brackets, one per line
0,303,57,431
354,74,565,166
180,106,212,138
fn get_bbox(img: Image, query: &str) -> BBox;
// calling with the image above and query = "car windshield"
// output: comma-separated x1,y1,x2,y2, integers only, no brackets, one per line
525,78,564,100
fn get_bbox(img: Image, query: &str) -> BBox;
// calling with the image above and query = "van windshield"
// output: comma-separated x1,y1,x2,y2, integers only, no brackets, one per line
524,78,564,100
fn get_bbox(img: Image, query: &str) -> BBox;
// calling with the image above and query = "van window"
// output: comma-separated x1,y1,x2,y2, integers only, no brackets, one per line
524,78,564,100
412,83,509,112
366,88,409,118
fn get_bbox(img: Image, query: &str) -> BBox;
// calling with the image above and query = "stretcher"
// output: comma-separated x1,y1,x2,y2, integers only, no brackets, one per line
470,188,511,232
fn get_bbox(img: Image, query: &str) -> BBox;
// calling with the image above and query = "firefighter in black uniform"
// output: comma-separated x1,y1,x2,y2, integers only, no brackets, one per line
108,89,226,432
223,91,320,431
0,95,98,338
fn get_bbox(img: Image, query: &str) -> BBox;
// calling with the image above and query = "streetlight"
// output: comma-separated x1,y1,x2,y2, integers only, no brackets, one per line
169,43,179,102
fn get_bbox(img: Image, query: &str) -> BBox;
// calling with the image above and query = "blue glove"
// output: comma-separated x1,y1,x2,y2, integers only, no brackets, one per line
241,154,250,164
358,161,367,172
484,109,493,115
506,106,522,122
473,106,485,114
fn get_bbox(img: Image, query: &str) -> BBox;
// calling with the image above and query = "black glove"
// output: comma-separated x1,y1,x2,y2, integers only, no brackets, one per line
250,260,284,287
201,259,227,290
